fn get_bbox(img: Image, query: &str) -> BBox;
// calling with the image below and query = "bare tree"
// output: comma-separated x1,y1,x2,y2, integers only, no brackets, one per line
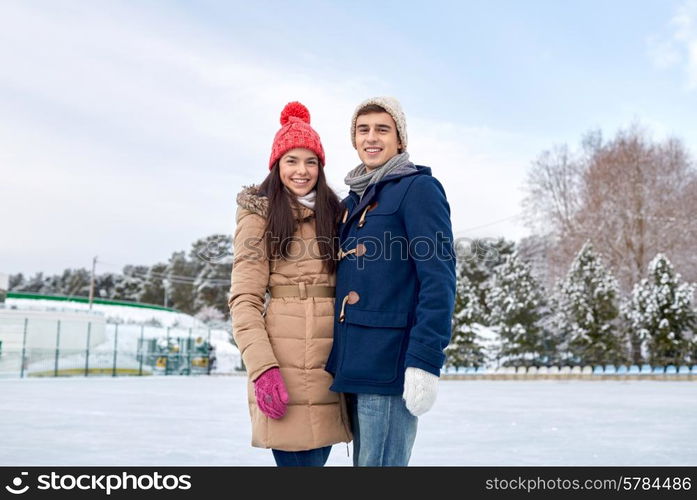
522,144,581,238
522,144,584,289
523,124,697,292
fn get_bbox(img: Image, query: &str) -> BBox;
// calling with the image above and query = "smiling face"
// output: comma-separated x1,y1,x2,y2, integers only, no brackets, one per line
278,148,320,196
354,111,402,171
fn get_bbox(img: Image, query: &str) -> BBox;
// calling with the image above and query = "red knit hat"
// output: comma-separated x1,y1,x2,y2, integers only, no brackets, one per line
268,101,326,169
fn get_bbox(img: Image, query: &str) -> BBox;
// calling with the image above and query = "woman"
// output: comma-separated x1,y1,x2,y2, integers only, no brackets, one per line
228,101,351,466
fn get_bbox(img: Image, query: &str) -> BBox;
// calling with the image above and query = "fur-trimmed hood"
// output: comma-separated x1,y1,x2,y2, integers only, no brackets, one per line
236,184,314,221
236,185,268,218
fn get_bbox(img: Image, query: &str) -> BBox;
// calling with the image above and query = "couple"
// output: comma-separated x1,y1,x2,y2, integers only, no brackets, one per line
228,97,456,467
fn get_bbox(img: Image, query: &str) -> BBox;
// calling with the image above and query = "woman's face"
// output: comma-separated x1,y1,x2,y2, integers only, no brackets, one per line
278,148,320,197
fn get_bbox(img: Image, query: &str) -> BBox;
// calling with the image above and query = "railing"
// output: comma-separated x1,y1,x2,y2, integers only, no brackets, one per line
443,364,697,380
0,316,241,378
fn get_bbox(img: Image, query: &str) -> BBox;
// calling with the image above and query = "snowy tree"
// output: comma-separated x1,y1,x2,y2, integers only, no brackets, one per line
190,234,232,267
551,241,624,365
454,237,515,316
11,270,93,297
190,235,233,317
8,273,25,291
523,125,697,292
140,263,167,306
478,238,516,275
7,233,233,316
446,238,516,368
112,266,147,302
58,268,91,296
485,252,547,366
195,305,226,326
12,272,45,293
622,254,696,366
518,234,557,292
192,263,231,317
165,251,197,314
43,273,63,294
446,271,486,369
94,273,119,299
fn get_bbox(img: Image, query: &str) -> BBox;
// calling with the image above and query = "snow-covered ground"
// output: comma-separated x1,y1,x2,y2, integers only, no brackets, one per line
2,377,695,466
5,298,204,329
2,297,241,375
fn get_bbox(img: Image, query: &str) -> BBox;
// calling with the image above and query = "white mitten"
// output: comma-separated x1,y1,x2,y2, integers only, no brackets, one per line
402,367,439,417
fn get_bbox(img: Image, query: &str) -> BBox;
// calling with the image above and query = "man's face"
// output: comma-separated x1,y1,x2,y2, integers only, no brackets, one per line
354,111,402,171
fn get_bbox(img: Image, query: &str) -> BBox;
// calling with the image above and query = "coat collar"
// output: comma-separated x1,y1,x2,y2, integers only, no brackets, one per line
342,165,430,226
237,185,314,221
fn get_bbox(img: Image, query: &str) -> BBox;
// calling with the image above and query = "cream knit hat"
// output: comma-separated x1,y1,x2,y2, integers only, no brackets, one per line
350,96,408,151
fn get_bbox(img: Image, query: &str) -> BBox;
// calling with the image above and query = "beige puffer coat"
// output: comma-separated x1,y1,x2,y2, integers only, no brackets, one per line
228,185,351,451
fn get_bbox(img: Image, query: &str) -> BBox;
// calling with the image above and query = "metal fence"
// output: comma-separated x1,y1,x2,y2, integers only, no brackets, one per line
0,315,240,378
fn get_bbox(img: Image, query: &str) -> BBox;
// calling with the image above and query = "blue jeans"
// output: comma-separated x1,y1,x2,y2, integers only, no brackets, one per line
346,393,418,466
271,446,332,467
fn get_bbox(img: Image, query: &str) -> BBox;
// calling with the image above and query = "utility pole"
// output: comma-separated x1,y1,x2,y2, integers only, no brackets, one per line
88,256,98,310
163,278,169,309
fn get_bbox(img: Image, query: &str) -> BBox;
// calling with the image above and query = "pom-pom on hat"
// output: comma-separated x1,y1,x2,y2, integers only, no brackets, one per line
268,101,326,169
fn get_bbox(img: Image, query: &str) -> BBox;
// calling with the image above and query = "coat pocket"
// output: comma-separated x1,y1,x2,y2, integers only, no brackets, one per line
341,309,408,383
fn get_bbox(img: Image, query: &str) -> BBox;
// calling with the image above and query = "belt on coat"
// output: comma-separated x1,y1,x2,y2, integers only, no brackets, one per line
269,284,335,299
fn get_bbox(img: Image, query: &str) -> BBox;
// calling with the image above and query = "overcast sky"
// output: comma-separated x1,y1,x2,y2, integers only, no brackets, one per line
2,0,697,276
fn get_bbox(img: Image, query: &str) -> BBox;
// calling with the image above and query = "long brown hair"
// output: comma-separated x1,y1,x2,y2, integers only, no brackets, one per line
258,161,342,273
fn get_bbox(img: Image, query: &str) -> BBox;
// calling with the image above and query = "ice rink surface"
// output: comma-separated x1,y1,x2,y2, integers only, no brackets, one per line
2,376,696,466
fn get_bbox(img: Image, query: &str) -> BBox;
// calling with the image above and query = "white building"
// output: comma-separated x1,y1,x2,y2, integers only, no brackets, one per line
0,272,8,303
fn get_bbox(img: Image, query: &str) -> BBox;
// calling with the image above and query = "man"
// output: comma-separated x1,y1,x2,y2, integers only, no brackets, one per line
325,96,456,466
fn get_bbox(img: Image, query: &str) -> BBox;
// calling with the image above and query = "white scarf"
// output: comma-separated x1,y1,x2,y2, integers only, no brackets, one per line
296,190,316,210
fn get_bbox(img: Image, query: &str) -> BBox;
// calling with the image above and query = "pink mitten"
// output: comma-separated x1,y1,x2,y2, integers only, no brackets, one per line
254,367,289,419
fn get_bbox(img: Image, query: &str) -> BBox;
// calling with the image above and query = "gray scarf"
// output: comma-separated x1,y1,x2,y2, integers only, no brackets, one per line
344,152,415,199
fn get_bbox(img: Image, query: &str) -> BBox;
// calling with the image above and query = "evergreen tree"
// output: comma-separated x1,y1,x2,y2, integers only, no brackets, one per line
455,237,515,318
94,273,119,299
479,238,516,276
165,251,197,314
42,273,62,295
190,234,232,268
6,233,234,317
486,252,546,366
59,268,91,296
190,235,233,317
192,263,231,317
8,273,25,291
551,241,623,365
623,254,696,366
112,265,147,302
446,271,486,369
140,263,167,306
15,272,45,293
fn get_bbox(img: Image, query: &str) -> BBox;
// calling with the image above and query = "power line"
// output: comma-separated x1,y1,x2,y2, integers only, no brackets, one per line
98,268,199,284
453,207,697,239
97,261,230,284
454,213,524,235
